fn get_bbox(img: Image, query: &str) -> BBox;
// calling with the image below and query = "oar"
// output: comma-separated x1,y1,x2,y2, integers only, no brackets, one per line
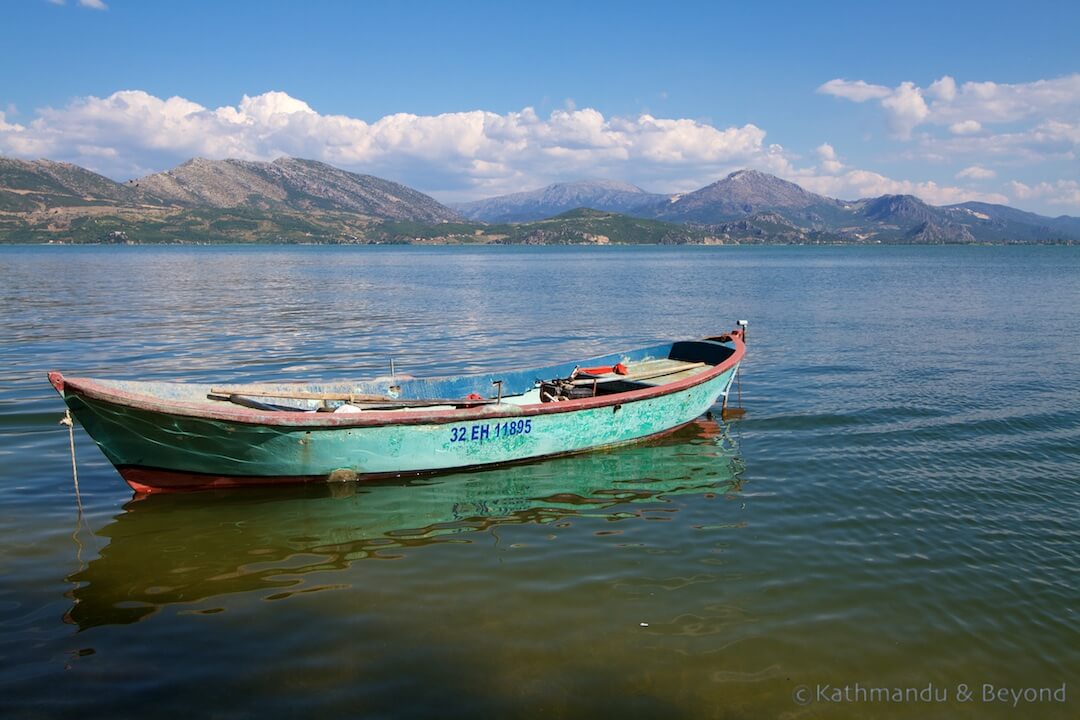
211,387,395,402
208,388,498,408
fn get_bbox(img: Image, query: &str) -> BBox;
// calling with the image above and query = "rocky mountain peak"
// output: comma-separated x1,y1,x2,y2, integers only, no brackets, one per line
727,169,769,181
451,179,668,223
655,168,838,223
858,194,937,223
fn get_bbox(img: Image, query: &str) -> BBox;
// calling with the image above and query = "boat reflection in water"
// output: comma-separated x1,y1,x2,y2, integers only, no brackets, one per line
66,417,744,630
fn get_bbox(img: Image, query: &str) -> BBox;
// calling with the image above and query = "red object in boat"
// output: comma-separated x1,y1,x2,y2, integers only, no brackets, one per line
578,363,628,376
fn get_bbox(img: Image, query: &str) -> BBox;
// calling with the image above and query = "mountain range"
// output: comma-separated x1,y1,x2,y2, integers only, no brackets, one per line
1,156,1078,244
457,169,1080,243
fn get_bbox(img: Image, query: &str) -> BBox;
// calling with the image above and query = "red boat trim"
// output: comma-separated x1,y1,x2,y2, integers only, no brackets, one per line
116,418,702,494
50,331,744,430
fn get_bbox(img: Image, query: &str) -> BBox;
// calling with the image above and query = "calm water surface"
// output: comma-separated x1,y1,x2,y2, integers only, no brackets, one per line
0,245,1077,719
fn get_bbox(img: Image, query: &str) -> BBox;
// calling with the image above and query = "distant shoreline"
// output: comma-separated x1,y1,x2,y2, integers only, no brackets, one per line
3,239,1076,248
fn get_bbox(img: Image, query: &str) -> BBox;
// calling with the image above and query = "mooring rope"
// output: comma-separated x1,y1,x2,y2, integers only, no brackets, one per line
60,409,84,514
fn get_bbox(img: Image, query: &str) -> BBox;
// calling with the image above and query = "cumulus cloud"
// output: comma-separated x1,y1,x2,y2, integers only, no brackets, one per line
0,111,23,132
821,78,932,138
928,76,957,102
879,82,930,139
820,73,1080,199
0,89,770,197
956,165,996,180
816,143,844,174
949,120,982,135
788,144,1008,205
919,119,1080,164
797,168,1009,205
935,75,1080,125
776,142,1008,205
819,73,1080,145
817,79,891,102
0,87,1065,210
1009,179,1080,206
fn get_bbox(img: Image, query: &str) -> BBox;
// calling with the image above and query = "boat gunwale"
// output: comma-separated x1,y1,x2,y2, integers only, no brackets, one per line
48,331,744,429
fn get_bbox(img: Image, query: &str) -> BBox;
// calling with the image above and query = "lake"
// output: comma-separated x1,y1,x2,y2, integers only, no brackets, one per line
1,244,1077,719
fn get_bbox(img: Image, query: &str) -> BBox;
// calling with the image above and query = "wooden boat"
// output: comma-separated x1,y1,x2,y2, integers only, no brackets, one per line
48,326,745,494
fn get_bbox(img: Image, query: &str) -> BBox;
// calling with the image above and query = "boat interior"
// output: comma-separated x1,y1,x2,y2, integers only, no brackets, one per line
78,338,738,414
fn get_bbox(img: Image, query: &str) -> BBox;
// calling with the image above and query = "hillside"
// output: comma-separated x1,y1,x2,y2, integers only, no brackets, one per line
940,202,1080,242
0,155,462,243
354,209,721,246
136,157,460,222
0,157,142,212
493,208,718,245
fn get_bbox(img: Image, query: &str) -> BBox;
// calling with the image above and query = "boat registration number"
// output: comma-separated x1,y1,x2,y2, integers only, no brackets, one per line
450,419,533,443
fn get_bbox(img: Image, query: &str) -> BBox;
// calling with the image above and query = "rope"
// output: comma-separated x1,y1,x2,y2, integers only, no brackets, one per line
60,409,83,511
59,410,93,599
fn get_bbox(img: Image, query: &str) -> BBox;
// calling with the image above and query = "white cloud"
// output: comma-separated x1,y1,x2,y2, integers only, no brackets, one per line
880,82,929,139
817,79,891,102
1009,180,1040,199
821,78,932,138
0,111,23,132
0,89,769,197
949,120,982,135
919,119,1080,163
956,165,996,180
797,168,1009,206
782,143,1009,206
822,73,1080,135
928,76,957,102
49,0,109,8
820,73,1080,183
816,142,843,174
1009,179,1080,206
934,75,1080,125
1,87,1068,211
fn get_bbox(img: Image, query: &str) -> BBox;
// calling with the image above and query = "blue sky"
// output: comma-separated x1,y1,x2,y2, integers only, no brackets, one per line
2,0,1078,213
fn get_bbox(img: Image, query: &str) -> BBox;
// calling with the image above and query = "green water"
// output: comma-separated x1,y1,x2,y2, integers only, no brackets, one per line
0,245,1077,718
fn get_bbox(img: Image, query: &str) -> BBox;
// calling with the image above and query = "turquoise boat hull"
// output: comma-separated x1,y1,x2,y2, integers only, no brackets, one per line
49,331,745,493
